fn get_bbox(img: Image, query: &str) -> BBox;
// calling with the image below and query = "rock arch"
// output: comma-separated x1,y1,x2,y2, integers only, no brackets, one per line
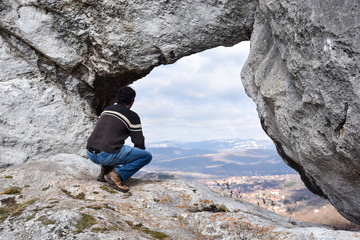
0,0,359,224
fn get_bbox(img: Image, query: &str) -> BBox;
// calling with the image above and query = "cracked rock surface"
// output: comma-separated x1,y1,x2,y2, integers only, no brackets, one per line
0,155,359,239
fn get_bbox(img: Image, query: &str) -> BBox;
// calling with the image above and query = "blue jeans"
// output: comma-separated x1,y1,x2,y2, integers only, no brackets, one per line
87,145,152,181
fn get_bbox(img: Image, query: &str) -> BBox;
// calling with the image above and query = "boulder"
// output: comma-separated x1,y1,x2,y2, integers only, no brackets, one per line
241,0,360,224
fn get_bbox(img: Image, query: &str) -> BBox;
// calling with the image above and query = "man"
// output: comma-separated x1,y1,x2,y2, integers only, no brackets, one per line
86,86,152,192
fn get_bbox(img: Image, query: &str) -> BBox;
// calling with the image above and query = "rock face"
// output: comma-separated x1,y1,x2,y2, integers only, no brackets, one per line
0,0,359,226
0,31,95,166
241,0,360,224
0,155,359,239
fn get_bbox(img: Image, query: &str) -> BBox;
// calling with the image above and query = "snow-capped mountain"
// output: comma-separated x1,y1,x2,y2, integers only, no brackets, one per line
148,138,276,152
144,139,295,179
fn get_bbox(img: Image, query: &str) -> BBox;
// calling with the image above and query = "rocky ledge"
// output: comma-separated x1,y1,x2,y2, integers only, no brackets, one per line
0,155,358,240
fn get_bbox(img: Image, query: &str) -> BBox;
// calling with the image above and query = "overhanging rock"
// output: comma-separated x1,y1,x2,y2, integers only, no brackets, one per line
241,0,360,224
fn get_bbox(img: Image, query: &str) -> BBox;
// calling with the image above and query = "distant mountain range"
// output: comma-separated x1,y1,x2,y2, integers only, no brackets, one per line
141,139,296,180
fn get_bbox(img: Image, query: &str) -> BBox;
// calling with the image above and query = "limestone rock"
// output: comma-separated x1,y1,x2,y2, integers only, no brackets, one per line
0,156,358,239
0,0,360,227
241,0,360,224
0,31,95,166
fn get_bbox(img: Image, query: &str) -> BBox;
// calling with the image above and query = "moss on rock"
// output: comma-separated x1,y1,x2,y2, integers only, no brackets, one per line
74,213,97,234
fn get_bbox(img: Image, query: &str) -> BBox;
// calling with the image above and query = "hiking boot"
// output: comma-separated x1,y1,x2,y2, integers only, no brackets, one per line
97,166,113,182
104,169,129,193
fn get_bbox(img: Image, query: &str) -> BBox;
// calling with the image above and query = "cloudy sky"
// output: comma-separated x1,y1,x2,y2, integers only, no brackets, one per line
129,41,269,143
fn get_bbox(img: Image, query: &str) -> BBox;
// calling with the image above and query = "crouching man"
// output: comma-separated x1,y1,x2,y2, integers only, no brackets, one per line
86,86,152,192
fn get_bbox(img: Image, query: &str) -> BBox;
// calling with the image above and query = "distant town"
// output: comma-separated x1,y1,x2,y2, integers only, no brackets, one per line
201,174,359,230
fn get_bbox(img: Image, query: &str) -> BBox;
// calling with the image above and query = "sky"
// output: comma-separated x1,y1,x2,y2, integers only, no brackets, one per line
129,41,269,143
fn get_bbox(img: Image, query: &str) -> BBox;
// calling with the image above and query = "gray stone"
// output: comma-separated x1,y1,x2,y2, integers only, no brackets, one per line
241,0,360,224
0,0,359,226
0,31,95,166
